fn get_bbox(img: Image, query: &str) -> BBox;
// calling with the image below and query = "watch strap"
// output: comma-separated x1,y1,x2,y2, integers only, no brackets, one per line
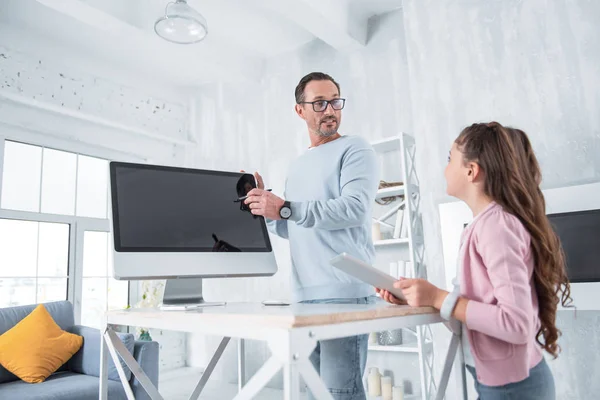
440,278,460,320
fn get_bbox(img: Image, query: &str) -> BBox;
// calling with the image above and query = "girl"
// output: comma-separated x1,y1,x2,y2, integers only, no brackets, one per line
378,122,572,399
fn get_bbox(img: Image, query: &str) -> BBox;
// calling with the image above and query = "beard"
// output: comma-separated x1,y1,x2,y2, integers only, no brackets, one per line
316,116,339,137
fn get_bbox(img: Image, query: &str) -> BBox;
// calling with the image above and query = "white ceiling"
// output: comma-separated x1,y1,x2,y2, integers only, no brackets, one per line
0,0,402,88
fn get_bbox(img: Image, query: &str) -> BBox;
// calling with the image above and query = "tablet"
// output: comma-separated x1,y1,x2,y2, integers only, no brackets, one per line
330,253,406,301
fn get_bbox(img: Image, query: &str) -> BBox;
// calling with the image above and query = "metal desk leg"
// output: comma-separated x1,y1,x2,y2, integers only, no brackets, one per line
232,356,282,400
104,329,157,400
283,358,301,400
276,331,333,400
455,340,468,400
189,337,231,400
435,333,461,400
233,330,334,400
99,322,108,400
238,338,246,392
297,359,333,400
106,330,230,400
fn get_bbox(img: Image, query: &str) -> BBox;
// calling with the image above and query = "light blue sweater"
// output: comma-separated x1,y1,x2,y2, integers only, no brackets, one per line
268,135,379,302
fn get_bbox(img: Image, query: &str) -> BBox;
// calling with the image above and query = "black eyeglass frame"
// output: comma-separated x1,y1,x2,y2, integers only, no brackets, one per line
298,98,346,112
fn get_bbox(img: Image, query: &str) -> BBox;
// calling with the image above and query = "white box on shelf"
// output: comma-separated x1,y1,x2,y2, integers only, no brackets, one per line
389,262,399,278
397,260,406,279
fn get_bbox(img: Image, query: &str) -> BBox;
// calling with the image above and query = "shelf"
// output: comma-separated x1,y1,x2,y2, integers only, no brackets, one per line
371,136,401,153
374,238,409,247
369,343,419,353
368,396,419,400
368,341,432,353
375,184,420,201
367,393,421,400
368,395,420,400
375,185,405,200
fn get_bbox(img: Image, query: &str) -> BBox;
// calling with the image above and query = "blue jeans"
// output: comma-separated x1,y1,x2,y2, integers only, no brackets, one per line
301,296,376,400
466,358,555,400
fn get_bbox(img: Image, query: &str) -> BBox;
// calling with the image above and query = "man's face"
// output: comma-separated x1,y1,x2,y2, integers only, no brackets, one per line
295,80,342,137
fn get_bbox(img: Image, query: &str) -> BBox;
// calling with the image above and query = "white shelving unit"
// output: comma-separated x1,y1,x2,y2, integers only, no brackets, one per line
370,134,436,400
376,185,406,199
369,340,433,354
374,237,410,247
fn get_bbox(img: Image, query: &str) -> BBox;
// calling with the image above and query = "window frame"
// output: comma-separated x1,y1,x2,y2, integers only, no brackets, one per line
0,131,145,324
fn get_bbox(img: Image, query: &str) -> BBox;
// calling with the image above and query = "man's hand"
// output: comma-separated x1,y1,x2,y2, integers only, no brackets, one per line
244,188,285,220
240,170,265,190
253,171,265,190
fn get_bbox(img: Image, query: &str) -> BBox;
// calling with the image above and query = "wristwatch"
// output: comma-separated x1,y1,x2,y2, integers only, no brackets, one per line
279,201,292,219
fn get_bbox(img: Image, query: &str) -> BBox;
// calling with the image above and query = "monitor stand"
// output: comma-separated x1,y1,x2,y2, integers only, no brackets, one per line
160,278,226,311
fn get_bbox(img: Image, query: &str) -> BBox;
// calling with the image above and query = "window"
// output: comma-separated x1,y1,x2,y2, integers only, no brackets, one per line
1,141,108,218
0,140,129,327
81,231,129,329
0,220,69,307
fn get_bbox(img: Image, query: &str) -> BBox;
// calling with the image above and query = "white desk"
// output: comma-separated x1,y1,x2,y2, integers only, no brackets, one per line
99,302,466,400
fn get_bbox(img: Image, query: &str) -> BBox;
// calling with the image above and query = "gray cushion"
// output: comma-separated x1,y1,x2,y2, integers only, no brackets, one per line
0,301,75,384
68,325,135,382
0,371,127,400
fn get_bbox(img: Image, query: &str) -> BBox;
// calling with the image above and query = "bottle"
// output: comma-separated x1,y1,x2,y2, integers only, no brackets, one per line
397,260,406,278
372,223,382,242
369,332,378,345
367,367,382,397
393,384,404,400
382,376,393,400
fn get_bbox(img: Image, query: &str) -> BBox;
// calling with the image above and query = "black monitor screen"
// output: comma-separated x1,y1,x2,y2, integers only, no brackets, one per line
549,209,600,283
110,162,272,253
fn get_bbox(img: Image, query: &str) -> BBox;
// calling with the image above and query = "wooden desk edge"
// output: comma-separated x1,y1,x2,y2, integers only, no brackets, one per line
105,305,439,330
291,305,438,328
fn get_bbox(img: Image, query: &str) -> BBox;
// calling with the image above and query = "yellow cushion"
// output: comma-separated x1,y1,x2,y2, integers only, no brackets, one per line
0,304,83,383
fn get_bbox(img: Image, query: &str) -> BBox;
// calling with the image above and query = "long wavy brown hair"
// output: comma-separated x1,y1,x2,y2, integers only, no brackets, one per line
456,122,573,358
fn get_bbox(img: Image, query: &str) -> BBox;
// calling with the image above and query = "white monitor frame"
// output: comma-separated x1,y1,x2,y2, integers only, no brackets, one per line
108,162,278,281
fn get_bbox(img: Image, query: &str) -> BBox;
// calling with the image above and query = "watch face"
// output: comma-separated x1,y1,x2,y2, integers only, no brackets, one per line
280,207,291,219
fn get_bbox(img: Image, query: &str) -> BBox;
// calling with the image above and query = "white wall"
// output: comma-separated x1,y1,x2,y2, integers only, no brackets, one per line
186,9,417,389
0,36,190,372
0,38,190,163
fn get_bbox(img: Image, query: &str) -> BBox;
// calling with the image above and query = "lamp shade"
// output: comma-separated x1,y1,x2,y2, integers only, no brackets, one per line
154,0,208,44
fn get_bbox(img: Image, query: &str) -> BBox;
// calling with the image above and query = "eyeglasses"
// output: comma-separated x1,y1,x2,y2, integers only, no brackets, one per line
299,98,346,112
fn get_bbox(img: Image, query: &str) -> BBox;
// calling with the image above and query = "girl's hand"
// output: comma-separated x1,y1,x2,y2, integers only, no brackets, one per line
394,278,447,308
375,288,408,305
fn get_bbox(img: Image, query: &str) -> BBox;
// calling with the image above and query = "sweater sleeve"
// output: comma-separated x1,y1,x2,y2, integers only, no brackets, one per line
266,180,289,239
465,212,535,345
288,146,378,230
266,219,289,239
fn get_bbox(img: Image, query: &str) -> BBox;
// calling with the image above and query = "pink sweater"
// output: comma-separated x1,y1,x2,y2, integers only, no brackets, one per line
459,202,543,386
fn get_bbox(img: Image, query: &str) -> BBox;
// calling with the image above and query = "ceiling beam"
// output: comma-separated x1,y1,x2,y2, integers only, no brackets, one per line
254,0,368,51
33,0,263,83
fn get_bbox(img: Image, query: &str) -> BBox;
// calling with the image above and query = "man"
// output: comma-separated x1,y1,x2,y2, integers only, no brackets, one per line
244,72,379,399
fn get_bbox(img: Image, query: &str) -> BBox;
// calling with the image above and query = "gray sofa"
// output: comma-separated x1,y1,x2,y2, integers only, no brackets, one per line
0,301,159,400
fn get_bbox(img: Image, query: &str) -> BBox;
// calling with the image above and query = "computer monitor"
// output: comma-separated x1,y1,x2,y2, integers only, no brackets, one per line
548,209,600,283
109,161,278,308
